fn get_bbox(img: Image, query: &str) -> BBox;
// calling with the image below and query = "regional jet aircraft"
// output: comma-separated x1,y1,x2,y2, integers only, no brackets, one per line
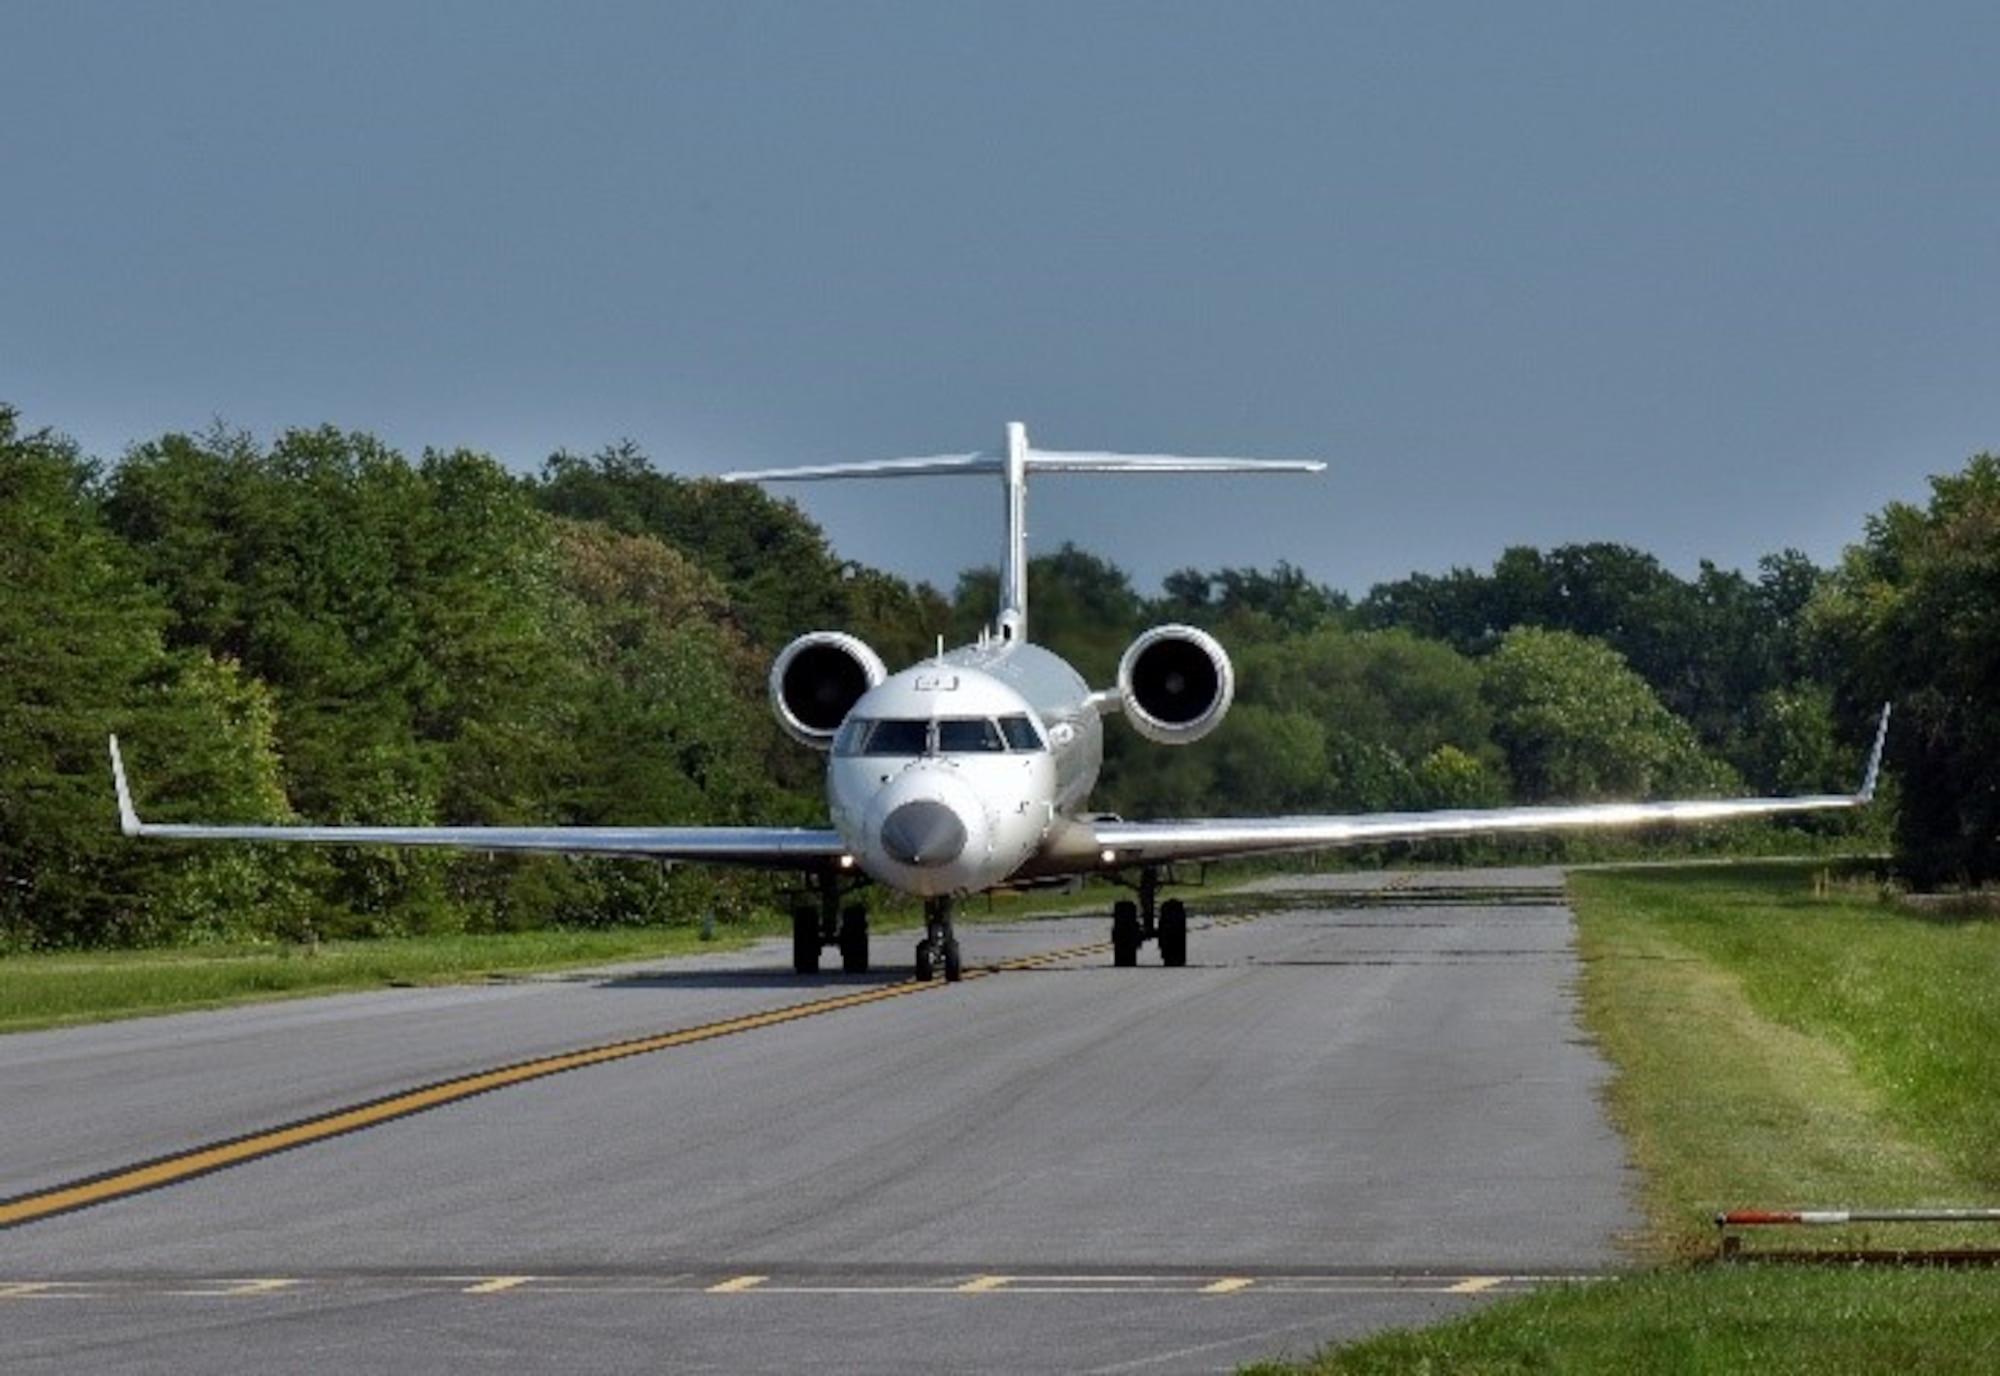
110,423,1889,982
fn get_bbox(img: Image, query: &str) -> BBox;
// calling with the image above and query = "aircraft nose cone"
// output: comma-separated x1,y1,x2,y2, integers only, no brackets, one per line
879,799,968,867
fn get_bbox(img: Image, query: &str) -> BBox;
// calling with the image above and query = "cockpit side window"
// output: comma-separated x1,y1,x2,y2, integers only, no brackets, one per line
833,717,871,756
859,718,931,756
836,718,925,756
998,714,1046,752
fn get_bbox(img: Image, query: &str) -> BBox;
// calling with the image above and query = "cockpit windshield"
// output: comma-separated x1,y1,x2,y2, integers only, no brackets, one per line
834,714,1046,757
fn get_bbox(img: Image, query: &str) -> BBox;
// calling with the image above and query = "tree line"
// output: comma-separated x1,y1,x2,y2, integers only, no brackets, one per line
1,401,1988,950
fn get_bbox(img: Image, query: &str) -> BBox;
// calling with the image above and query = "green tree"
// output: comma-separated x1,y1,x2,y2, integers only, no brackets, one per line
533,444,852,646
0,410,168,946
1811,455,2000,886
106,429,616,934
1107,625,1501,818
1481,627,1737,802
125,652,313,944
1155,561,1349,640
106,427,456,931
1363,542,1828,788
549,519,801,925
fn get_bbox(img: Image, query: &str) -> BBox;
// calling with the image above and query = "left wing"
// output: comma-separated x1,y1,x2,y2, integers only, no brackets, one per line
110,737,847,870
1091,704,1891,869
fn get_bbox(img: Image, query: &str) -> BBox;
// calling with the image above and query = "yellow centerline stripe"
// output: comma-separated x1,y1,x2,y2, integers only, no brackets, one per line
0,934,1125,1231
706,1274,770,1293
463,1276,534,1295
1201,1277,1256,1294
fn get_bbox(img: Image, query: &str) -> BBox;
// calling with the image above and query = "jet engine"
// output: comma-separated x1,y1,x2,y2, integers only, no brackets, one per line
1116,624,1235,745
769,631,887,749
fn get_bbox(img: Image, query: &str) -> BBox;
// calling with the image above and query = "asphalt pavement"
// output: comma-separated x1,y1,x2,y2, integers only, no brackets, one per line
1,868,1638,1374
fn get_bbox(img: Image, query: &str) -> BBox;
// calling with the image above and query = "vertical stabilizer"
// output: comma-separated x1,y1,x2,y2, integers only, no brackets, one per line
998,422,1031,643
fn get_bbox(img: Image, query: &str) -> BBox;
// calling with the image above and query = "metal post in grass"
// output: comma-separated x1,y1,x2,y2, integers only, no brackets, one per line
1716,1208,2000,1260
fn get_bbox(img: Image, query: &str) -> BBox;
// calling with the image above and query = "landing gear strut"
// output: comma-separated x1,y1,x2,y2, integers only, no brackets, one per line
914,896,963,983
1110,867,1189,968
791,870,871,975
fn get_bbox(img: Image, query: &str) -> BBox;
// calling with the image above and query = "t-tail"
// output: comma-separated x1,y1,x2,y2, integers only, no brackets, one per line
722,422,1326,642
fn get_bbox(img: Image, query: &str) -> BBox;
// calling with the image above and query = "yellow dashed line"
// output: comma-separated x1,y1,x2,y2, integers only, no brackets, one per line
193,1279,297,1297
0,978,946,1230
0,1270,1559,1301
956,1275,1013,1293
706,1274,769,1294
0,926,1211,1231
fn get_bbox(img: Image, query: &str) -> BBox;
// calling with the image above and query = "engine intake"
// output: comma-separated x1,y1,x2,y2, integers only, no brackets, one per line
770,631,887,749
1116,624,1235,745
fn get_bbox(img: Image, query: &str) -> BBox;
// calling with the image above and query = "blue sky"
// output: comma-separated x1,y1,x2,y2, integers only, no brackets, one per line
6,3,1997,599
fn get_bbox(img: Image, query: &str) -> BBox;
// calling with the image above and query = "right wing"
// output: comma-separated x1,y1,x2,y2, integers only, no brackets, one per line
109,738,847,870
1087,703,1892,871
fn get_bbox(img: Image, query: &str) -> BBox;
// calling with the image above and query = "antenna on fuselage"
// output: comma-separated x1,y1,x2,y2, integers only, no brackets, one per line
721,424,1325,643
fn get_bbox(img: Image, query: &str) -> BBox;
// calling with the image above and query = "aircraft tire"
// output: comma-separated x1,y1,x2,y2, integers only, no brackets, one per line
792,907,820,975
839,905,870,973
1158,899,1188,967
915,940,934,982
1112,900,1141,968
943,939,963,983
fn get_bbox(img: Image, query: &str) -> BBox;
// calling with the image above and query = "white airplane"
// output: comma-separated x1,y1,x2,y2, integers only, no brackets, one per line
110,423,1890,982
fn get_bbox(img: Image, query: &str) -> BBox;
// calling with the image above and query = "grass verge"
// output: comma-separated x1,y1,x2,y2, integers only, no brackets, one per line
0,923,789,1033
1253,860,2000,1373
0,884,1113,1034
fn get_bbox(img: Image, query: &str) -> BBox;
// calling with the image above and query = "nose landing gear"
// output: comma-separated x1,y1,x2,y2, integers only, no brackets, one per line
914,896,963,983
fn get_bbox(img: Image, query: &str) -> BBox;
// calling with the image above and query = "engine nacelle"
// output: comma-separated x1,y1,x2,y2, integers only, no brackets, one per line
770,631,887,750
1116,624,1235,745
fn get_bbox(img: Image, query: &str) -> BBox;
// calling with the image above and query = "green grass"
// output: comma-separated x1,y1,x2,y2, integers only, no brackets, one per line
1256,860,2000,1373
1574,862,2000,1257
1243,1268,2000,1375
0,923,789,1033
0,884,1109,1033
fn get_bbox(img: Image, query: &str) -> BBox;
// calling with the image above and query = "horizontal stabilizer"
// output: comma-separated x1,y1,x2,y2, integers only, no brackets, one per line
721,451,1324,483
724,423,1325,639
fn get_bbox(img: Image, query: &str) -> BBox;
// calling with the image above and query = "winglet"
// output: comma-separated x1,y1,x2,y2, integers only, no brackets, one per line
109,735,143,837
1857,703,1892,803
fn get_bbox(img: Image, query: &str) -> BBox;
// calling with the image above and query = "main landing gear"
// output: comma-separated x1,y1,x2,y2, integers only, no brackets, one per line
1110,867,1189,968
914,896,963,983
791,870,871,975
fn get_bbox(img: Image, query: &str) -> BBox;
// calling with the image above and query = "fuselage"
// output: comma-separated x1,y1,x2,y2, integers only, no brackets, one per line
826,639,1100,897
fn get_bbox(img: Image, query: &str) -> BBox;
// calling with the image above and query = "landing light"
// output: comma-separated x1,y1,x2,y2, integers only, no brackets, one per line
1100,848,1117,865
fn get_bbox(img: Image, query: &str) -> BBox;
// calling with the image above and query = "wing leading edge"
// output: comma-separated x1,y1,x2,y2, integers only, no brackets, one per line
111,703,1887,880
1090,703,1892,869
109,738,847,870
